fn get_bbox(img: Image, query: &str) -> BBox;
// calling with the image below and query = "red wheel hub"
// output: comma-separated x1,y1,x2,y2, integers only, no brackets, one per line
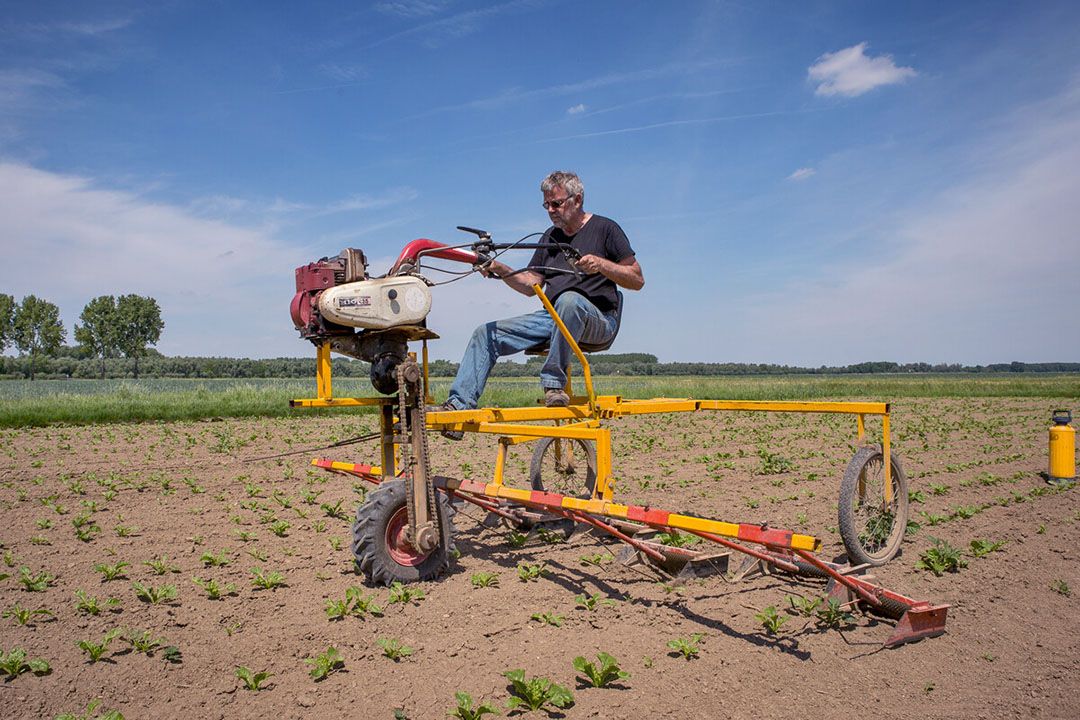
385,507,430,566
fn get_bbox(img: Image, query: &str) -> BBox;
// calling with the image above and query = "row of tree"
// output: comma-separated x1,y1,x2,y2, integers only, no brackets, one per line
1,344,1077,381
0,294,163,380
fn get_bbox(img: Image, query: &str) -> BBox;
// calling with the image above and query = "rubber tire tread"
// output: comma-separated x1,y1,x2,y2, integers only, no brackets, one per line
352,479,455,586
529,436,597,497
838,446,908,567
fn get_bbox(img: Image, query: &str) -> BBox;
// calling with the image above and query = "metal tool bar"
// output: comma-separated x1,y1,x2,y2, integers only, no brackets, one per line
435,477,819,552
696,400,889,415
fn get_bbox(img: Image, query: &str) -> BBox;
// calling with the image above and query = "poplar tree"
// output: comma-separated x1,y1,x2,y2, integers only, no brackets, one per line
12,295,66,380
75,295,120,379
115,295,164,379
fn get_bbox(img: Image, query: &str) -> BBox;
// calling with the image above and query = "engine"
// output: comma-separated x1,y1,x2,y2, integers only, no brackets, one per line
291,248,435,394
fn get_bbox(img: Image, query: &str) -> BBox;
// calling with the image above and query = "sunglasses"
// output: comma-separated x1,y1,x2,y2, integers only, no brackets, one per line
543,195,576,210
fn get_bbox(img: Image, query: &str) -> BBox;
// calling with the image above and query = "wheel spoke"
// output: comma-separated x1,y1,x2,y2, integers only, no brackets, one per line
839,447,908,565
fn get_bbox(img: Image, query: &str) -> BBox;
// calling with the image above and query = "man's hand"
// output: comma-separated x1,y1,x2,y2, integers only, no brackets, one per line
574,254,607,274
477,261,542,296
576,254,645,291
477,259,511,279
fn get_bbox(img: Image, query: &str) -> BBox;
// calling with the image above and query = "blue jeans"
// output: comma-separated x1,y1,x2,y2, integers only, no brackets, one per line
446,291,617,409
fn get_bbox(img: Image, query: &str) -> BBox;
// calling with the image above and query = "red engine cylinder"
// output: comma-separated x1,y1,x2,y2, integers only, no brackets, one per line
291,249,369,339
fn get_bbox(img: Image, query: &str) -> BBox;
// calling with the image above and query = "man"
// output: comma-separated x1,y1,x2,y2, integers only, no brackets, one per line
439,171,643,428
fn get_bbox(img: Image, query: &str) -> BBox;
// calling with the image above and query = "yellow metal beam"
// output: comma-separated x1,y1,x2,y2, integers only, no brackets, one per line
473,422,602,439
883,413,893,502
315,459,385,477
610,398,700,414
595,427,614,500
291,397,393,408
696,400,889,415
316,343,332,399
294,396,887,417
493,438,508,485
425,405,595,425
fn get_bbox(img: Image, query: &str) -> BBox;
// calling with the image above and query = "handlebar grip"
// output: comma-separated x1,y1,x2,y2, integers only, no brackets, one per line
456,225,491,239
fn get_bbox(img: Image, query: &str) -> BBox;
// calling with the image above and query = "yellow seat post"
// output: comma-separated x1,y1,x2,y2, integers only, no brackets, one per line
531,284,597,414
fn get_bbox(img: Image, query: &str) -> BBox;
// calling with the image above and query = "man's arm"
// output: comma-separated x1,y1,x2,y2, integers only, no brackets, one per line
574,255,644,291
478,260,544,296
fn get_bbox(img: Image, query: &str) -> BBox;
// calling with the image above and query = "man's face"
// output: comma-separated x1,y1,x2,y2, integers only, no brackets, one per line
543,186,579,230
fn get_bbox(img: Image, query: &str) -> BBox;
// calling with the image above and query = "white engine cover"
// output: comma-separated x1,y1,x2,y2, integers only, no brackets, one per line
318,276,432,329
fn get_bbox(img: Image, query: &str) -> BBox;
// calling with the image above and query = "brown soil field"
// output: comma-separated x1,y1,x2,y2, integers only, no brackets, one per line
1,397,1077,719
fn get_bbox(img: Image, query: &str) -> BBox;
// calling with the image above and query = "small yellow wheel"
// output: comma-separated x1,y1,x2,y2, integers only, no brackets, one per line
529,437,596,498
838,446,908,566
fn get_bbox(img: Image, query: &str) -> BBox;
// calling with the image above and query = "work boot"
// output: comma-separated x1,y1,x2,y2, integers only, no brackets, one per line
429,401,464,441
544,388,570,407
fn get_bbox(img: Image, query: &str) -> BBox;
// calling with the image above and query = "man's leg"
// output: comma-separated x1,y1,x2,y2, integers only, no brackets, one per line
446,309,555,409
540,293,616,391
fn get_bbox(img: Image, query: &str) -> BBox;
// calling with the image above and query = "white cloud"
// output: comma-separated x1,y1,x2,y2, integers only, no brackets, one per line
369,0,572,50
186,187,418,223
376,1,453,18
787,167,815,181
188,194,311,218
0,166,434,358
737,80,1080,364
567,103,586,115
411,59,727,117
6,17,135,40
58,18,134,36
0,163,302,358
318,62,368,83
808,42,916,97
320,187,420,215
0,68,64,107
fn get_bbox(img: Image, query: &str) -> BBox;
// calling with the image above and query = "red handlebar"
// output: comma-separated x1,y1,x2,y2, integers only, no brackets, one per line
390,239,479,275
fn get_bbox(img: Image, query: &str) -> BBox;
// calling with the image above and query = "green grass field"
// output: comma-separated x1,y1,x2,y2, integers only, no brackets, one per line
1,374,1078,427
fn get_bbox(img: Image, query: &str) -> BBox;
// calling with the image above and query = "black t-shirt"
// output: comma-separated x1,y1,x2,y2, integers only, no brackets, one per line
527,215,634,313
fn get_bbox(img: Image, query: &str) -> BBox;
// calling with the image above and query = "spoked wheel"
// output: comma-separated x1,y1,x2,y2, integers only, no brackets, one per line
529,436,597,498
352,479,455,586
839,446,909,566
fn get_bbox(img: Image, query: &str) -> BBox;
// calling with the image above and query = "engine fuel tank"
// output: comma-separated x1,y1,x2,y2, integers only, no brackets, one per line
317,275,431,329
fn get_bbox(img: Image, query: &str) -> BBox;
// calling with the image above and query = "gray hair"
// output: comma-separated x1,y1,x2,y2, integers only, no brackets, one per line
541,170,584,199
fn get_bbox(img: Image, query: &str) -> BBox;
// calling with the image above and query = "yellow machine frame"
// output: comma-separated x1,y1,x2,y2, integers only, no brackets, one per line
292,284,894,508
292,281,949,648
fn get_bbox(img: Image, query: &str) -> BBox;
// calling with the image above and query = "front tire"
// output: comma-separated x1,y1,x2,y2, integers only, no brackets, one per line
352,479,455,586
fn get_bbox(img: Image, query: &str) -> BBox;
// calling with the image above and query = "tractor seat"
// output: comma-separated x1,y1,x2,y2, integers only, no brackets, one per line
525,291,623,356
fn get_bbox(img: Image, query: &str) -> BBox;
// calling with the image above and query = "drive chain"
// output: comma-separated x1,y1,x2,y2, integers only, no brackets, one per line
396,358,439,552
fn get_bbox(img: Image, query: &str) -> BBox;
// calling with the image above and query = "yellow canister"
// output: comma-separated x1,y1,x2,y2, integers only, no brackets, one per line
1049,410,1076,483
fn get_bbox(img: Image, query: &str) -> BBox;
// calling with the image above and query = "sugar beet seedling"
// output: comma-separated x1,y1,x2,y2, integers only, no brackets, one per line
288,231,948,647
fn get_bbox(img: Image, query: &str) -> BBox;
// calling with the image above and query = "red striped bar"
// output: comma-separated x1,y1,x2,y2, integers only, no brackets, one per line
433,476,818,551
312,459,382,484
626,506,672,525
736,524,795,548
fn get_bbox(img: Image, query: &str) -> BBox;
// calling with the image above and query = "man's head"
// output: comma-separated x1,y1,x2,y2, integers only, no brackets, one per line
541,171,585,232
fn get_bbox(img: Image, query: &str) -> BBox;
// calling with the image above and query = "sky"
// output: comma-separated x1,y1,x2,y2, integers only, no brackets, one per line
1,0,1079,366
